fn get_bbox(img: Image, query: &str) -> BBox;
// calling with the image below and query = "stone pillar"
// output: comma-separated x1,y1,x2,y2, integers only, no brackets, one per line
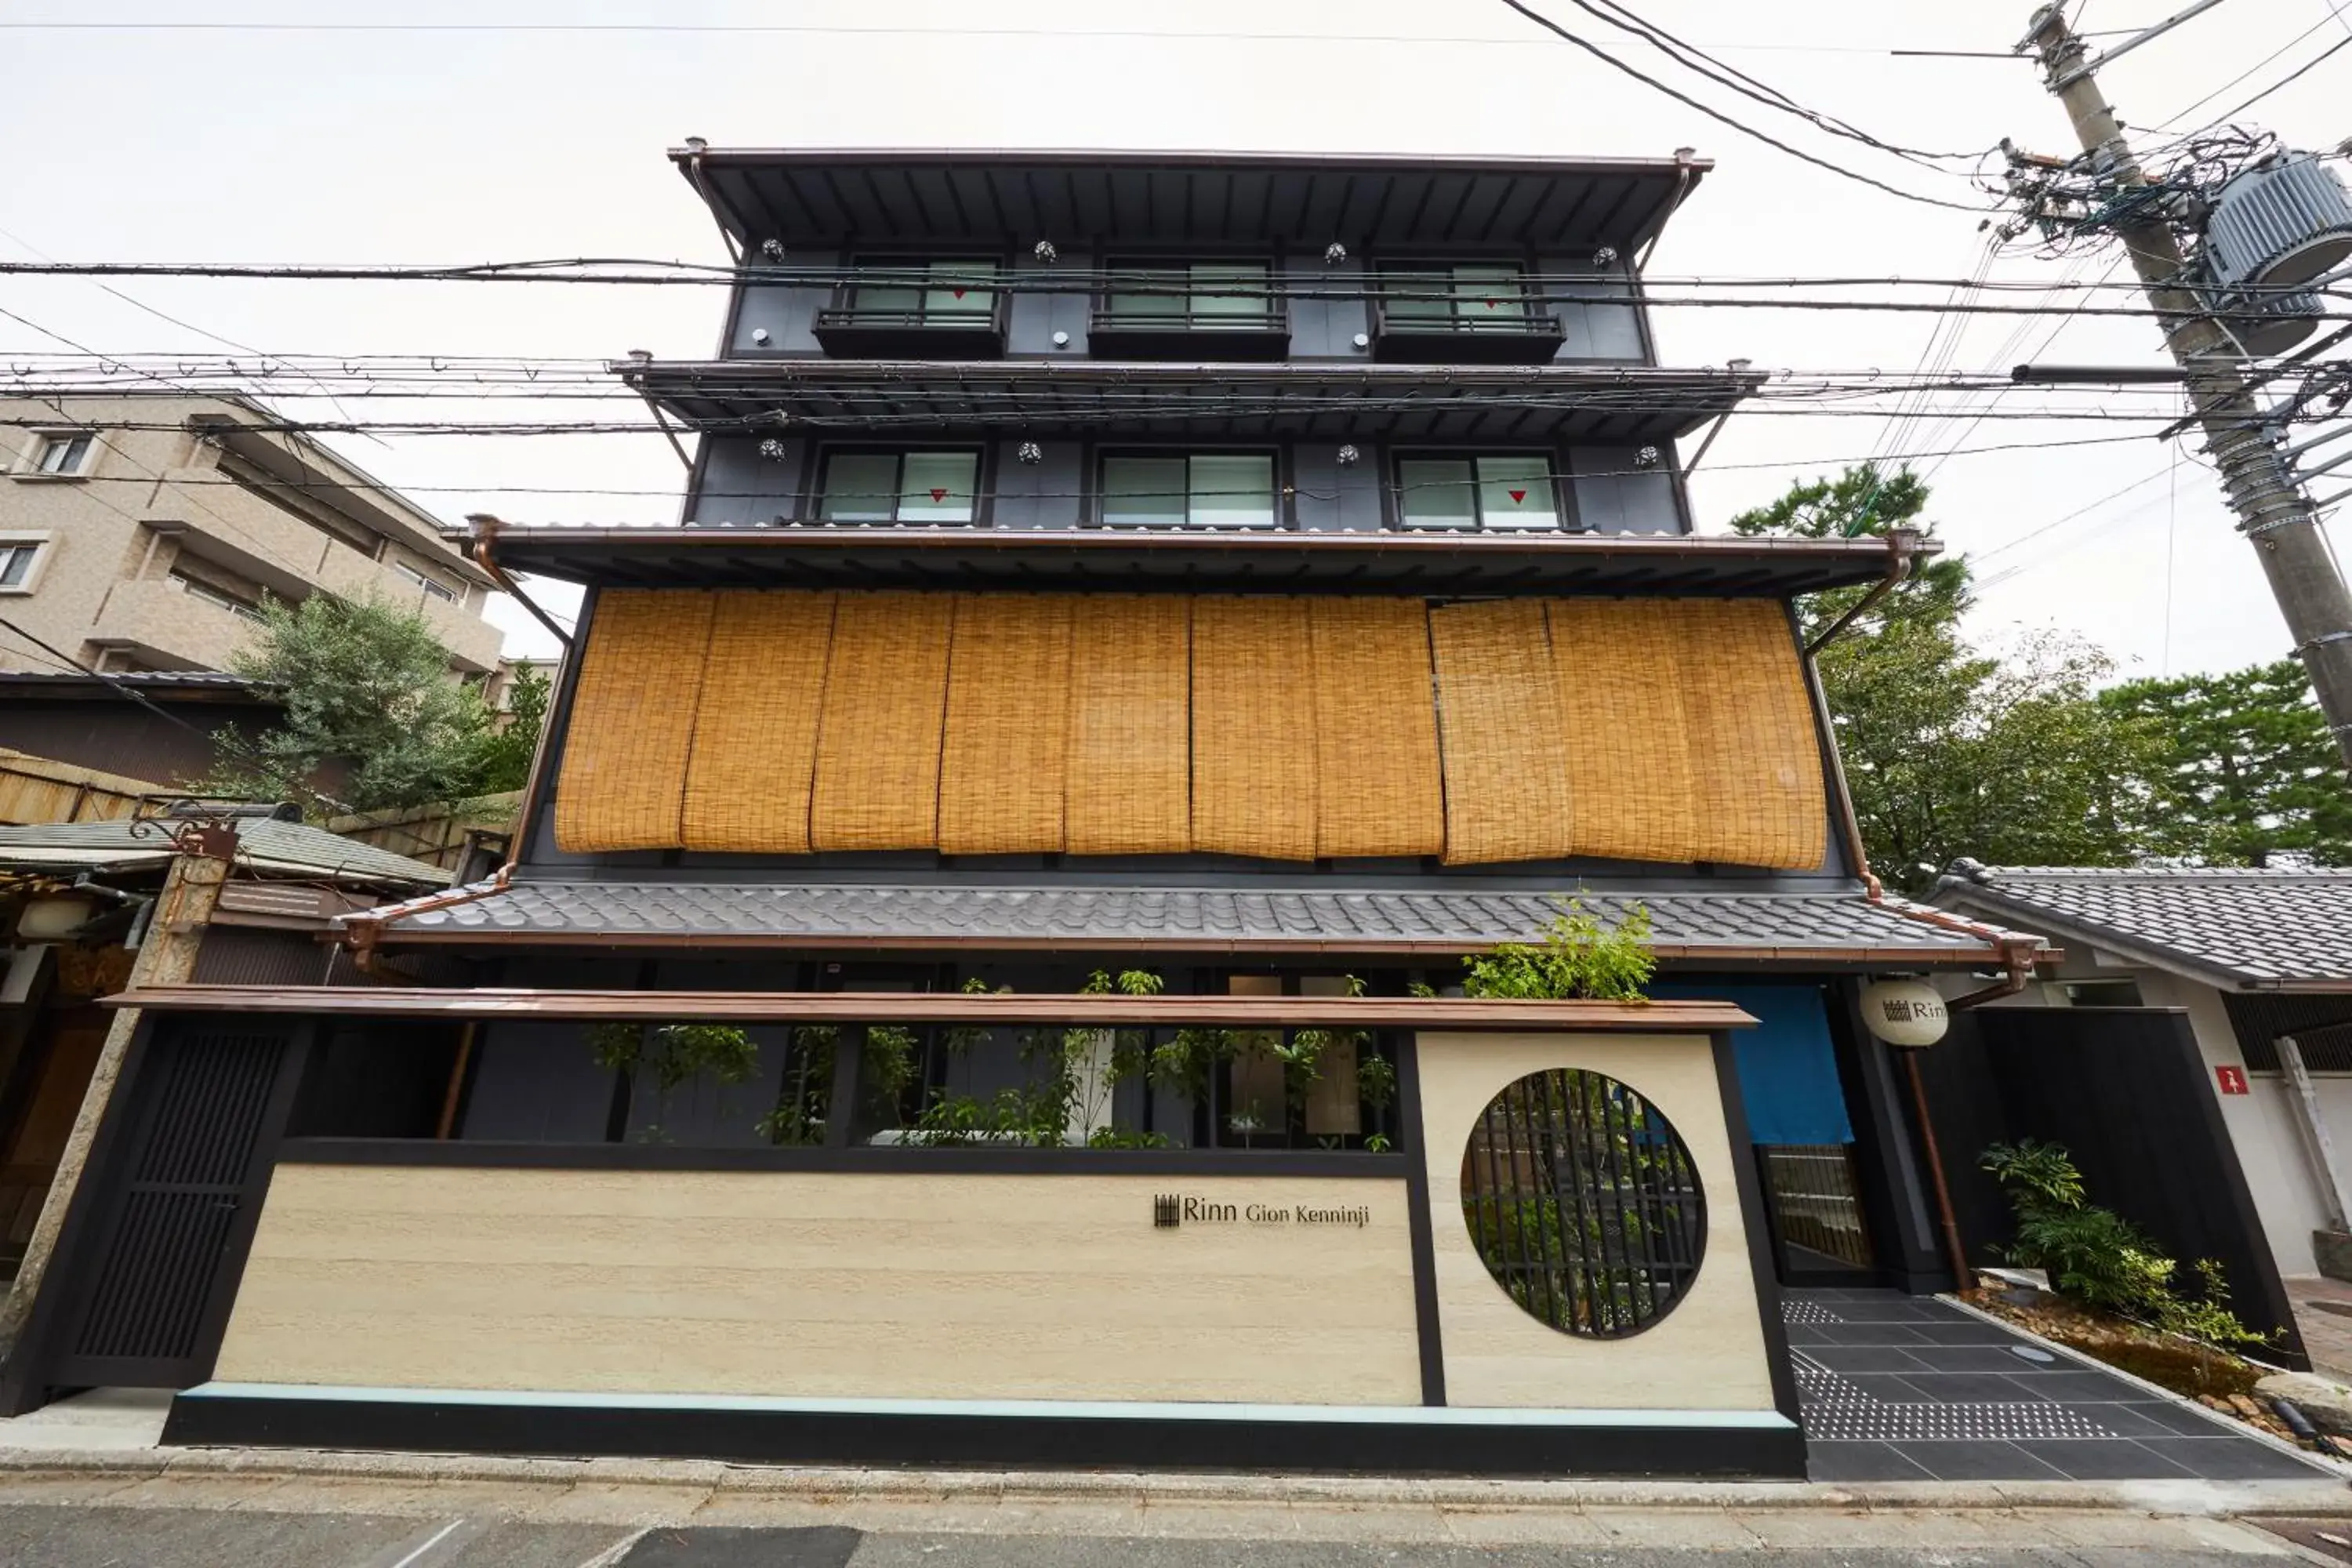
0,851,228,1374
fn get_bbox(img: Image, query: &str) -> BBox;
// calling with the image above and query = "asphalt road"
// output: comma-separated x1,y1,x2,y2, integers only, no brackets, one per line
0,1508,2330,1568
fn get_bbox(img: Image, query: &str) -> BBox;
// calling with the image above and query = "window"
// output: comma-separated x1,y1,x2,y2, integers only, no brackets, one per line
1382,263,1535,332
168,569,266,622
393,561,461,604
848,260,998,325
1099,452,1277,528
1105,262,1275,328
1394,453,1563,530
816,449,980,524
31,432,93,476
0,541,42,590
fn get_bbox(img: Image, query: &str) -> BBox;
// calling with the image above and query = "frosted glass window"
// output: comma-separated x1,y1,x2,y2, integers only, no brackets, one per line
1107,263,1270,325
1190,265,1270,322
1188,455,1275,528
1397,459,1475,528
1101,456,1188,526
1102,453,1276,527
1453,266,1526,331
898,452,978,523
820,451,978,524
1384,263,1530,328
1395,453,1559,530
851,260,996,323
1474,456,1556,528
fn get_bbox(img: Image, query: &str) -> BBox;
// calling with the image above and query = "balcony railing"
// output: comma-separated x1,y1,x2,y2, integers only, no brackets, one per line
811,301,1007,359
1087,303,1291,361
1369,296,1566,365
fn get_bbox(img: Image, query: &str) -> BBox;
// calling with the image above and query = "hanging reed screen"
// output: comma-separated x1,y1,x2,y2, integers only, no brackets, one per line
1065,594,1192,855
681,590,836,853
554,588,1830,869
809,591,955,851
1546,598,1700,865
553,589,715,852
1191,596,1318,861
1460,1069,1707,1339
938,593,1073,855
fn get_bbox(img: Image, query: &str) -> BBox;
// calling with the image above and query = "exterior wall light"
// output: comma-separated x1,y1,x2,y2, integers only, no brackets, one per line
1051,331,1071,348
1593,245,1619,268
1635,445,1661,468
750,328,771,346
1033,240,1058,263
1017,441,1044,465
1335,444,1360,466
1352,332,1370,350
1324,242,1348,265
757,437,787,460
760,238,785,261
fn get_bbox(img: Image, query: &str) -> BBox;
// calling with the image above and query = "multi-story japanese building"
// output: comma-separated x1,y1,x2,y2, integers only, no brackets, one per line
4,150,2045,1476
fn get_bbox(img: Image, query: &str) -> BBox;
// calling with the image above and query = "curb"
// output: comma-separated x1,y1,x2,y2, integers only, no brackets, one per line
0,1444,2346,1516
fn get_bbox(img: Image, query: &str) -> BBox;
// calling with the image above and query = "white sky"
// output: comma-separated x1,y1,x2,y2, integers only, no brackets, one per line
2,0,2347,678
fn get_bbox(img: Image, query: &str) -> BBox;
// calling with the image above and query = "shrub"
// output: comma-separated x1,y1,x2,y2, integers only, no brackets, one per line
1461,899,1654,1001
1980,1138,2268,1349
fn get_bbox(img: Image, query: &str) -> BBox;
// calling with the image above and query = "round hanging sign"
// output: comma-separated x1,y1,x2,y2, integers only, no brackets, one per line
1859,978,1949,1048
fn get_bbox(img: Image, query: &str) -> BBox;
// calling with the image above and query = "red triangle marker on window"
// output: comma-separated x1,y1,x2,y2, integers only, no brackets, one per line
952,288,967,299
1508,489,1526,503
930,488,949,503
1485,299,1499,308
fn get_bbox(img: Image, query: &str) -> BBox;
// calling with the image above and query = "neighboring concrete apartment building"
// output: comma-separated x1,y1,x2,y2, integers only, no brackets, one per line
0,392,502,677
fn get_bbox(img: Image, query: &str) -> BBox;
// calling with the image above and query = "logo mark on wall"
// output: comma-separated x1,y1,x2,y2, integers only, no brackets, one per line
1152,1193,1182,1229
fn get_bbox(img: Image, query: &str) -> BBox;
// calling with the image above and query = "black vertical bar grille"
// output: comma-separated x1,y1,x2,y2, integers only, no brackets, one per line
1759,1144,1877,1270
67,1030,284,1365
1460,1069,1708,1339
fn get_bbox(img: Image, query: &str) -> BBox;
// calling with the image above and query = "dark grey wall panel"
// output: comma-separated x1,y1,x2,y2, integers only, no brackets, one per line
1542,259,1647,363
990,441,1083,528
1570,447,1684,534
460,1022,615,1142
1291,444,1381,532
1287,256,1369,361
731,263,833,357
1007,266,1091,356
692,437,804,524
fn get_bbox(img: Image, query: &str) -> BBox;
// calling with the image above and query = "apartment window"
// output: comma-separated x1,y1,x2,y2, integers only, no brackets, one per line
169,569,267,622
393,561,460,604
847,260,999,325
1381,263,1535,332
30,432,94,476
1394,453,1563,530
1099,452,1278,528
1105,262,1276,328
816,448,980,524
0,540,43,591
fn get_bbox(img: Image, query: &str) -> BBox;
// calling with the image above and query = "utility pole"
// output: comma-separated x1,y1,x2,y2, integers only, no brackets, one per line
2024,3,2352,768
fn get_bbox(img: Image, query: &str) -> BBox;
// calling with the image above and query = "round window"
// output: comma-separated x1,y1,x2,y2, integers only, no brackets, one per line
1460,1069,1706,1338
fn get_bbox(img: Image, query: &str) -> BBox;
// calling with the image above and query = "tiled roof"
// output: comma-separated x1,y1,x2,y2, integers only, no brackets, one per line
1931,862,2352,987
358,878,2019,964
0,816,448,887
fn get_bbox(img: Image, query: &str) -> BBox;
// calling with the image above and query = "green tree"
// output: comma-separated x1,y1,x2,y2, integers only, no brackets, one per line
465,661,552,797
210,593,506,815
1731,465,2154,889
2100,660,2352,865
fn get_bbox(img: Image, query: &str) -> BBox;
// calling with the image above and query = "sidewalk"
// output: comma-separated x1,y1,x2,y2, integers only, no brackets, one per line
2290,1274,2352,1383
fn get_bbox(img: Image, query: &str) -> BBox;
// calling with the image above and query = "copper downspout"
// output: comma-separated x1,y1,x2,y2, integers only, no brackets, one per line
465,514,573,652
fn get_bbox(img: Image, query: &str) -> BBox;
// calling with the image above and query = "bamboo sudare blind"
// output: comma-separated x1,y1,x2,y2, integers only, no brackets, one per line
1191,596,1318,861
938,593,1072,855
555,589,1830,870
682,590,835,852
809,591,954,851
553,589,715,851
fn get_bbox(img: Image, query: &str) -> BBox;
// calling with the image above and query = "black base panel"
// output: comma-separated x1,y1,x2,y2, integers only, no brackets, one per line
164,1396,1806,1479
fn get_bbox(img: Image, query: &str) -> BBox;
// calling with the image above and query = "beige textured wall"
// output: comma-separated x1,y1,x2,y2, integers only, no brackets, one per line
0,394,499,674
214,1167,1423,1405
1416,1031,1778,1412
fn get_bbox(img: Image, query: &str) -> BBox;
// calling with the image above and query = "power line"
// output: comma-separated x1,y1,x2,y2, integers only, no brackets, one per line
2152,8,2342,129
0,614,210,735
1494,0,1992,212
2187,33,2352,132
1546,0,1992,165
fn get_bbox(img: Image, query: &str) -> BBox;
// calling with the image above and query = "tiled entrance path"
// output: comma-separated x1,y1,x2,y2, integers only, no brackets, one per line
1788,1287,2332,1482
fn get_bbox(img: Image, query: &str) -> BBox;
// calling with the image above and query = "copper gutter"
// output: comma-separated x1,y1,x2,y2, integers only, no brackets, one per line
1805,528,1922,657
464,514,573,652
100,985,1757,1033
